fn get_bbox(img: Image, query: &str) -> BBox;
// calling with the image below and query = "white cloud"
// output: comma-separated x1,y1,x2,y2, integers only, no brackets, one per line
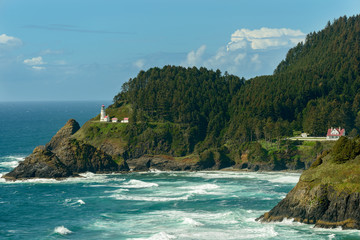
183,45,206,66
24,56,46,70
227,27,305,51
0,34,22,48
182,27,306,78
32,66,46,70
134,59,145,69
24,56,45,66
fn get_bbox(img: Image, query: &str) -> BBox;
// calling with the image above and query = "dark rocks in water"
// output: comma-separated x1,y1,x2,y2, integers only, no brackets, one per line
4,146,72,180
257,181,360,229
3,119,129,180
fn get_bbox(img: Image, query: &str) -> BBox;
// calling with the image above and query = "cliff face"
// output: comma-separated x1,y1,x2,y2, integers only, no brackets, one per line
258,137,360,229
3,119,128,180
259,181,360,229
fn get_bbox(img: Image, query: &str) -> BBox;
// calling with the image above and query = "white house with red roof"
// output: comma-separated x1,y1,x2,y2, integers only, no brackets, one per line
326,127,345,140
121,118,129,123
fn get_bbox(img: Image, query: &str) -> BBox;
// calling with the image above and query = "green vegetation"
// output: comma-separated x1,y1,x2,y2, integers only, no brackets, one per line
301,136,360,193
73,121,128,147
235,140,334,170
76,15,360,170
227,15,360,140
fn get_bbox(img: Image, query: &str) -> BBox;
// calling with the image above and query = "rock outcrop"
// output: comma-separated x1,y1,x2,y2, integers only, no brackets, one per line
45,118,80,151
258,181,360,229
3,119,128,180
258,137,360,229
127,155,199,171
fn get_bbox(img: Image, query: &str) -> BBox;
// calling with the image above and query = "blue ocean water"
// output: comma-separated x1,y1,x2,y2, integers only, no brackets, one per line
0,102,359,240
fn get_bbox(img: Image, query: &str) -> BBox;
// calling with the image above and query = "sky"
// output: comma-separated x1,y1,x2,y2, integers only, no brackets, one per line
0,0,359,101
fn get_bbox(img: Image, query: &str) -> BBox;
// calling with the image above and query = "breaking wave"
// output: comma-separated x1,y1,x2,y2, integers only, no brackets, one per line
182,217,204,227
0,156,25,169
54,226,72,235
121,179,159,188
109,194,190,202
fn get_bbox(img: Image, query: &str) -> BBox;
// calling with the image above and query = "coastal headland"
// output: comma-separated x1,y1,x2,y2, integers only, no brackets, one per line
3,14,360,230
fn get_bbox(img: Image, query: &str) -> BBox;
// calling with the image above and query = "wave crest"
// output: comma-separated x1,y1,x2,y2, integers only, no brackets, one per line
54,226,72,235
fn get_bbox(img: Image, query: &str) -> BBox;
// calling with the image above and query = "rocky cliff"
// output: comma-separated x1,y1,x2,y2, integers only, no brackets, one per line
258,136,360,229
3,119,129,180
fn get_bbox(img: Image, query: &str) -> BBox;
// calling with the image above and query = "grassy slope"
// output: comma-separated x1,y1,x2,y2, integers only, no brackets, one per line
73,121,127,146
301,152,360,193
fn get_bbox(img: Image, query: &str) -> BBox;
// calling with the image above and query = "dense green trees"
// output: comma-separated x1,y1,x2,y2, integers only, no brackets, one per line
227,15,360,141
113,15,360,158
113,66,244,156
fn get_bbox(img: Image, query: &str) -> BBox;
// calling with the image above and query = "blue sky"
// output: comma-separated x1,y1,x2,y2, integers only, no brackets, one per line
0,0,359,101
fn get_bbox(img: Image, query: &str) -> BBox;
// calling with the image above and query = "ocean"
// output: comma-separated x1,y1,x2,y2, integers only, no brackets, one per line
0,101,359,240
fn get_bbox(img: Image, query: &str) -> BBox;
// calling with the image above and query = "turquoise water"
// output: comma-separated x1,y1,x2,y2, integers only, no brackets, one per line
0,102,360,239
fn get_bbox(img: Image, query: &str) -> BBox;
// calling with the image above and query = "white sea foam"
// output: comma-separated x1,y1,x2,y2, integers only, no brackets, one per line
121,179,159,188
175,225,278,239
262,197,272,200
149,210,240,225
1,171,118,184
0,160,20,168
267,175,300,184
328,233,336,239
186,171,301,185
54,226,72,235
135,232,176,240
280,218,295,224
178,183,220,195
0,156,25,169
64,198,86,206
104,188,129,193
182,217,204,227
110,194,190,202
2,156,25,161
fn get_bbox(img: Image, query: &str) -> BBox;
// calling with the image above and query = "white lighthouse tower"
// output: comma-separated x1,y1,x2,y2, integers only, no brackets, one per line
100,105,107,122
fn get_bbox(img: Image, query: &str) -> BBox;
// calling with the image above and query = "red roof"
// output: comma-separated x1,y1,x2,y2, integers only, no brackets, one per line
102,105,105,107
326,128,345,137
124,118,129,120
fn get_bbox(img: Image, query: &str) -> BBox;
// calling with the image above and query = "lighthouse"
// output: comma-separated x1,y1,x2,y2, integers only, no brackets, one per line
100,105,108,122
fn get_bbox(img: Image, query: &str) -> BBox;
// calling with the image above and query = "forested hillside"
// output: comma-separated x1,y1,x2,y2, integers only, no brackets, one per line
112,66,244,155
97,15,360,169
227,15,360,143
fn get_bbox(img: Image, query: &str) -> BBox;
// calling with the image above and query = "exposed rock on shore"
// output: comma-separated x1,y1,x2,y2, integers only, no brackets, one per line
258,137,360,229
258,181,360,229
127,155,199,171
3,119,128,180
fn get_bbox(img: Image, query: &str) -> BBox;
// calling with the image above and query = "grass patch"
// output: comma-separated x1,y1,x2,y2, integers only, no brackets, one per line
258,140,278,152
301,155,360,193
73,121,128,148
